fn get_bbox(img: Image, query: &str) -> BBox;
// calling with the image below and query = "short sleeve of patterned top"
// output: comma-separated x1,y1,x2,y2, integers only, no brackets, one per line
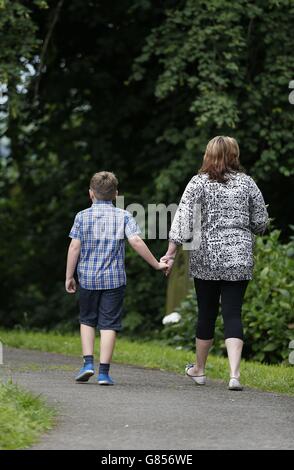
169,172,269,281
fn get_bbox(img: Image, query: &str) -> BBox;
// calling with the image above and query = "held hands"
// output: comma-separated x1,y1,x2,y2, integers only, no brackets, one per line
65,277,77,293
160,255,175,276
156,260,169,273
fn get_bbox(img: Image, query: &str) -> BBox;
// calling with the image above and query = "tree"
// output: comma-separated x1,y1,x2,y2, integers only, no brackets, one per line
0,0,293,331
0,0,169,330
132,0,294,230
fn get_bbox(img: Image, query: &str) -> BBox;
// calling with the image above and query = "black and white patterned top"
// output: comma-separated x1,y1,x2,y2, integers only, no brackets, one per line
169,172,269,281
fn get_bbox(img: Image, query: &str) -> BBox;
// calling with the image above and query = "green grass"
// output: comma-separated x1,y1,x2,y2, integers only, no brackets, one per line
1,329,293,396
0,381,55,450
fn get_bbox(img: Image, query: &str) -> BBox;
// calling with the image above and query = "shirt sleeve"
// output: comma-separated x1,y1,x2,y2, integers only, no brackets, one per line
169,176,203,245
125,211,142,239
69,212,82,240
248,177,269,235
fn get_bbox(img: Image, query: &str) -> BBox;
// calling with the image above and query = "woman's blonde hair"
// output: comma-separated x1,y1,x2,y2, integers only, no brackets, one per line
199,136,244,183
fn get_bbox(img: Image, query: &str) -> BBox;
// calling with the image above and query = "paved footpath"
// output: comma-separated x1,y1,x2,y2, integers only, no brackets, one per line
0,347,293,450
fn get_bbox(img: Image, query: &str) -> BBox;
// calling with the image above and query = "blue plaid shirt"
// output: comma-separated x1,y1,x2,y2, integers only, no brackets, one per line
69,201,141,290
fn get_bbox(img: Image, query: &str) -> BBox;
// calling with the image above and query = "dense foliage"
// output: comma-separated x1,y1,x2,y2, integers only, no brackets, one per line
132,0,294,209
161,230,294,363
0,1,293,346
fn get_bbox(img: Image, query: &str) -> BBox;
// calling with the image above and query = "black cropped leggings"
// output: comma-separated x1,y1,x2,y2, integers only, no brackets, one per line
194,278,249,341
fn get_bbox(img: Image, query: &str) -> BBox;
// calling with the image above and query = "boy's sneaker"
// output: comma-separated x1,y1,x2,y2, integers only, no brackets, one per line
75,363,95,382
98,373,114,385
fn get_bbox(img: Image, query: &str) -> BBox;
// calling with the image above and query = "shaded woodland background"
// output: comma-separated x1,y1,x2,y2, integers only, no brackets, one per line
0,0,293,340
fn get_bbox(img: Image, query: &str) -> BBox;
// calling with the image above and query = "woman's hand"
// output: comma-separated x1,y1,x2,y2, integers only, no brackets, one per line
156,261,169,272
160,255,175,276
160,242,177,276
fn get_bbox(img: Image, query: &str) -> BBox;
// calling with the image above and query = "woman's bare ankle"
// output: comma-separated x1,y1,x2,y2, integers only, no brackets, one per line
230,372,240,379
192,365,205,376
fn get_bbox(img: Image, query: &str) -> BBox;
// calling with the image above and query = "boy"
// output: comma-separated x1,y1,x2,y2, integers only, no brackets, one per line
65,171,167,385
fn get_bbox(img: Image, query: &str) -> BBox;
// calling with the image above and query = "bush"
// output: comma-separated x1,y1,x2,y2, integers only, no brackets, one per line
161,229,294,364
1,283,79,332
0,244,167,335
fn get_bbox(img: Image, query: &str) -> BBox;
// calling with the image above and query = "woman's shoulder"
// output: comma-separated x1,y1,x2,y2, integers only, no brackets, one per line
193,171,255,187
188,173,209,189
192,173,209,182
226,171,251,183
235,172,257,186
231,173,263,196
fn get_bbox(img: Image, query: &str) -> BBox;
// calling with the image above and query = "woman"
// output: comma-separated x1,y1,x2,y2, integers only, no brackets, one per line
162,136,268,390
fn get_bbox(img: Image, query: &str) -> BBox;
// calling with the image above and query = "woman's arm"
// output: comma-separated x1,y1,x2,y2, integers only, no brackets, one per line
169,176,203,245
162,176,203,275
164,241,178,259
160,241,178,276
248,178,269,234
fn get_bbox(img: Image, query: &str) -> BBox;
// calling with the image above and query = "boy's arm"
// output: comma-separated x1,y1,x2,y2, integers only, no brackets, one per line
65,239,81,293
128,235,167,271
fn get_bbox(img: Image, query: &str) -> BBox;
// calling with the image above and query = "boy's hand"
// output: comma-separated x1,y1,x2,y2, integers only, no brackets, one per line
160,256,175,276
65,277,77,293
156,261,169,272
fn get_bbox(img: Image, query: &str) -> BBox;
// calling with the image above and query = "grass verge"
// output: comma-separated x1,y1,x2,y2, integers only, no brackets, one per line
0,329,293,396
0,381,55,450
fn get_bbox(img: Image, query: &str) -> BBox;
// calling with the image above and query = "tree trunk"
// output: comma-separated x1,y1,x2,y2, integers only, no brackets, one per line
165,247,193,314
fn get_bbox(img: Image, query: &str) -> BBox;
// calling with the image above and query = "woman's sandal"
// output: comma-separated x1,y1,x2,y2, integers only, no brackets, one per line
185,364,206,386
228,377,243,391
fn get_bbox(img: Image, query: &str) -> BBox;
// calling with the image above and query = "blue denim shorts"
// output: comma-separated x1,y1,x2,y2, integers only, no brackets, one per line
79,285,126,331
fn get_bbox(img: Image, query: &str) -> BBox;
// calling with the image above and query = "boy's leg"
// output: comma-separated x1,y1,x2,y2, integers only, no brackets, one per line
80,324,96,356
100,330,116,363
97,285,126,384
76,288,100,382
75,324,96,381
79,287,100,355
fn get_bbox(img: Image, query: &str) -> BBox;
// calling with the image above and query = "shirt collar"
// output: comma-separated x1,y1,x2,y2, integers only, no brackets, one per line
92,200,113,206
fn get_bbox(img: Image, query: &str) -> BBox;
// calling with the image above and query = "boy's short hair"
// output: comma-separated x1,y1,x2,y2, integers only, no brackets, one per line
90,171,118,200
